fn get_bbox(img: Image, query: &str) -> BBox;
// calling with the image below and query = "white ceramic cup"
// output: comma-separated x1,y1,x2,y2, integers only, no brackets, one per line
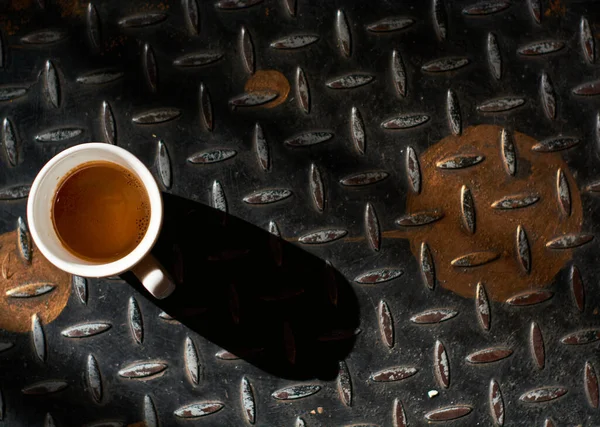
27,143,176,299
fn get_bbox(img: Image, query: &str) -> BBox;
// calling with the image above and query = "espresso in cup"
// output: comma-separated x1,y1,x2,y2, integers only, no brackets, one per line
52,160,151,263
29,143,175,299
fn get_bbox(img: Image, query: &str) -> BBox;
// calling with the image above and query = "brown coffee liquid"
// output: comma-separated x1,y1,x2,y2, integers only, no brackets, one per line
52,161,151,263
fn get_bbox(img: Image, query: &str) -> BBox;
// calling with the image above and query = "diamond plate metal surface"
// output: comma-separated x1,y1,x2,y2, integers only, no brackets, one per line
1,0,600,425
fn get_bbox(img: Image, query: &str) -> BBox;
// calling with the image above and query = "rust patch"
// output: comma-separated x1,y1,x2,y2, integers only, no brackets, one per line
385,124,582,301
54,0,87,17
141,1,171,11
102,35,128,55
0,14,32,36
0,231,71,332
545,0,566,18
244,70,290,109
0,0,35,36
0,21,18,36
7,0,33,11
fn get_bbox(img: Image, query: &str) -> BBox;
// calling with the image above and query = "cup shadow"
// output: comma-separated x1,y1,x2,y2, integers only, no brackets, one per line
122,193,360,381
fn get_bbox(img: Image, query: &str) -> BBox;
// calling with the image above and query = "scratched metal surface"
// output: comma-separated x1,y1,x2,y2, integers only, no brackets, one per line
1,0,600,425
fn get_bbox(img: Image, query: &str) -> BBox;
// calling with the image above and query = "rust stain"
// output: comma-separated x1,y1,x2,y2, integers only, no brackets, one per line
131,1,171,12
55,0,87,17
0,231,71,332
101,35,128,56
384,124,582,301
6,0,33,11
0,15,31,36
0,21,19,36
545,0,566,18
244,70,290,109
0,0,35,35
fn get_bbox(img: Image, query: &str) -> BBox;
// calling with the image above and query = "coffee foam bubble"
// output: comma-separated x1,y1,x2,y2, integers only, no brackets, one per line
134,195,150,244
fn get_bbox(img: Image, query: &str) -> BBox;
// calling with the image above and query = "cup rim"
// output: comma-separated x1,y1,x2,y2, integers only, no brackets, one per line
27,143,163,278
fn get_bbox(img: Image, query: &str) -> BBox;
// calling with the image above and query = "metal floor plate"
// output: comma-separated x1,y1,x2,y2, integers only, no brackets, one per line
1,0,600,425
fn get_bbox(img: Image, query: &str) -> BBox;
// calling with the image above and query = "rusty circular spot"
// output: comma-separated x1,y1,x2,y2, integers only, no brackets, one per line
244,70,290,109
0,231,71,332
399,125,582,301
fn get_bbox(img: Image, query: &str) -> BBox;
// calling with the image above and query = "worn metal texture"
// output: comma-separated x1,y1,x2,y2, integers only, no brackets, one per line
1,0,600,425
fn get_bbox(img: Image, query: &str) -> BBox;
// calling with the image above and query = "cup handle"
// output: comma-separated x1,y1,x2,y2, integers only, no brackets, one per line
131,253,176,299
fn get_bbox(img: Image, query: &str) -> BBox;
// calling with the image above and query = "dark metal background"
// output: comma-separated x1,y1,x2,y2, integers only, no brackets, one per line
1,0,600,425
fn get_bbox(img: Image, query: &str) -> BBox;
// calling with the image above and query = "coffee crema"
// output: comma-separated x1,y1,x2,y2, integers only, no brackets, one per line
52,161,151,263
